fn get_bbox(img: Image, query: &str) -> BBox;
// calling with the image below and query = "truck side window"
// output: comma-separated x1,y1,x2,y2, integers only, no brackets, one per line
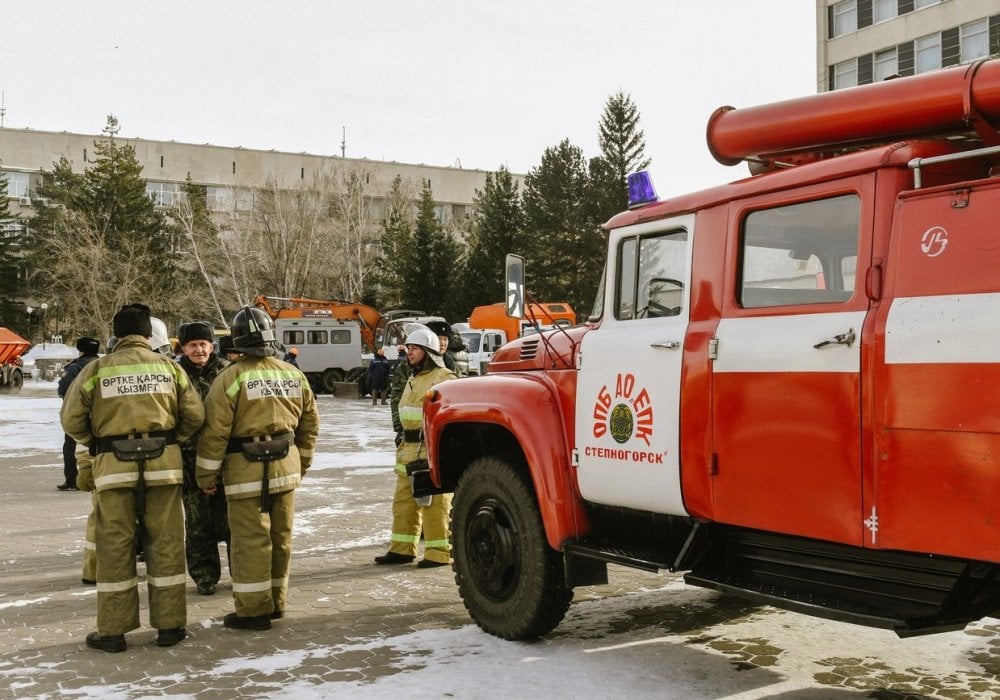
615,229,688,321
284,330,305,345
739,194,860,308
330,329,352,345
307,330,328,344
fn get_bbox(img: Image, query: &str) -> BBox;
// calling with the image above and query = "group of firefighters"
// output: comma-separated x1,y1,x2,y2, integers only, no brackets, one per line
56,303,461,652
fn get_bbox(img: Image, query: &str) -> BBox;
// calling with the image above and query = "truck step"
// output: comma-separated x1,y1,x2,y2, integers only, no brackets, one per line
686,529,998,637
563,542,674,573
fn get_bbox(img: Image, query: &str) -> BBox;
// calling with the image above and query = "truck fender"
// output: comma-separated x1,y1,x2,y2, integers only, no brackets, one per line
424,373,590,550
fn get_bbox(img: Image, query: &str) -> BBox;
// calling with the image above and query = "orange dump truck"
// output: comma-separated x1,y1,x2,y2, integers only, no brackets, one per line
0,328,30,394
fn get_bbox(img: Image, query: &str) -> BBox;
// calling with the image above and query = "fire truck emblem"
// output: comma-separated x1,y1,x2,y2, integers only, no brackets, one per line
592,372,653,446
920,226,948,257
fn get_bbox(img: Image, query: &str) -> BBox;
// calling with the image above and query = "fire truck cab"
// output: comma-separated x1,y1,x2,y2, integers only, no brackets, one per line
420,59,1000,641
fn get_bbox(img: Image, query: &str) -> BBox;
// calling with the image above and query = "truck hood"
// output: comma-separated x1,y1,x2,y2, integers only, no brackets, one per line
489,325,588,373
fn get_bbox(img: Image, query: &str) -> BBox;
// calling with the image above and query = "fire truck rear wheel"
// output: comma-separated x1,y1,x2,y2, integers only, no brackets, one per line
2,369,22,394
452,456,572,640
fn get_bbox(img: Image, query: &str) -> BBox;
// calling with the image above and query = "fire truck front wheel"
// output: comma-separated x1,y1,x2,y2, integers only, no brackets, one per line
452,456,572,640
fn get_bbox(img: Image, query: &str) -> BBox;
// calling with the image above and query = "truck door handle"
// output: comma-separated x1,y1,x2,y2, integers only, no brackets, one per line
813,328,856,349
650,341,681,350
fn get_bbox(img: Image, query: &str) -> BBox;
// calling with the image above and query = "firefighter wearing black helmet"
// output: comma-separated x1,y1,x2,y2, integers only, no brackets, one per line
195,306,319,631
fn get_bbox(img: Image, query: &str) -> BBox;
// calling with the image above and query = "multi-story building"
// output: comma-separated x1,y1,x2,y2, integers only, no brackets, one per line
0,126,496,224
816,0,1000,91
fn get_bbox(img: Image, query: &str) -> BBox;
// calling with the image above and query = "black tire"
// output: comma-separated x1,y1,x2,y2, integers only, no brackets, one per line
9,369,22,394
320,368,344,393
452,456,572,640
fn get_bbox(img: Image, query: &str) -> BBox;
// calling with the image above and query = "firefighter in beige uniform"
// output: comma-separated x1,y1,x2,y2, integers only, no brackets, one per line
374,325,456,567
196,307,319,631
61,304,204,653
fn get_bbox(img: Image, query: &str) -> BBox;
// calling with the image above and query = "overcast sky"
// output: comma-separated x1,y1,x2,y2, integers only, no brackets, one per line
3,1,817,195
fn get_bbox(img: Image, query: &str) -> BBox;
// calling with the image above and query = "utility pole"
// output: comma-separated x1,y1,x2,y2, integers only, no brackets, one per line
0,91,6,128
340,126,346,157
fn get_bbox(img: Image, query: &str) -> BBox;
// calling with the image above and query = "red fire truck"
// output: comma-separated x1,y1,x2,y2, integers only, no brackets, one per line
416,58,1000,641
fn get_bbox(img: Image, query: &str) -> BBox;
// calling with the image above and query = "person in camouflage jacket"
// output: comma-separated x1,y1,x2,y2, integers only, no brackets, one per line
176,322,230,596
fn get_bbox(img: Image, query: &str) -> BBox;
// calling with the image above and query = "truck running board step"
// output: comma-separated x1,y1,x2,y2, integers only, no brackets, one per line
563,542,673,573
686,529,997,637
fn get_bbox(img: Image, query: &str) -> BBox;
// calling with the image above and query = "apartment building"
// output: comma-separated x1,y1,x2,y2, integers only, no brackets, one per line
817,0,1000,91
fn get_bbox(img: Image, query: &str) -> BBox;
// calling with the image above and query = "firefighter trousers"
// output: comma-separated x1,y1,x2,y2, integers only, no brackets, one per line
388,473,452,564
95,485,186,636
227,489,295,618
82,493,96,581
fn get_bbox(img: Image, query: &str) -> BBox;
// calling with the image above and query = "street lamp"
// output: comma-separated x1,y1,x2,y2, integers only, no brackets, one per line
25,306,33,342
40,303,48,348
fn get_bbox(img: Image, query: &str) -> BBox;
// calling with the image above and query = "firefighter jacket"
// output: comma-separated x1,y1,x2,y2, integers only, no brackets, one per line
59,335,205,492
178,352,228,488
395,363,456,475
195,354,319,501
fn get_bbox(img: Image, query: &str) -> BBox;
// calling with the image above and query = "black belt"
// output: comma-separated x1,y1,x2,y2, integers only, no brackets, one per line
93,430,176,455
226,432,294,454
403,428,423,443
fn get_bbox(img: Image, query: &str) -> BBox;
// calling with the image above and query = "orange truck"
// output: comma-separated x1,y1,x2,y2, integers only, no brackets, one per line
0,327,30,394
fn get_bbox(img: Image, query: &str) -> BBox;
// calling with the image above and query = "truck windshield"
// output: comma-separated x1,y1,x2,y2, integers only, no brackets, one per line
588,268,606,322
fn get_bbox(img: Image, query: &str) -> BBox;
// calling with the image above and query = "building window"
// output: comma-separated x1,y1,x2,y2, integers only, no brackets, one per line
832,0,858,37
874,47,899,81
915,33,942,74
914,0,939,8
873,0,896,23
2,171,29,199
146,181,179,207
961,19,989,63
834,58,859,89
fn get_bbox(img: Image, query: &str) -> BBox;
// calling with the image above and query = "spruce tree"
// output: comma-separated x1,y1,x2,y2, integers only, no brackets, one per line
0,165,22,328
402,183,442,314
458,167,524,314
369,175,414,310
521,139,600,315
589,91,650,224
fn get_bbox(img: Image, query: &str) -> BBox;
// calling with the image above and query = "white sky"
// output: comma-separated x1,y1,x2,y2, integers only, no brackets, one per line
2,1,817,196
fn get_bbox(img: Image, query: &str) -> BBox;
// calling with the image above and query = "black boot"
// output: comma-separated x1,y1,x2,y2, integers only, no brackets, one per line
224,612,271,630
156,628,186,647
374,551,414,565
85,632,126,653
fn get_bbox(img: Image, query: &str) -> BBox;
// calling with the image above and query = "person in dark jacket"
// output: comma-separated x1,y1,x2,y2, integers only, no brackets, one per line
368,348,391,406
57,337,100,491
177,321,231,596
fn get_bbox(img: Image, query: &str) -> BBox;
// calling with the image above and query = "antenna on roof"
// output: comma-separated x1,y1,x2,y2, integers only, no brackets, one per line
341,126,346,158
0,91,6,128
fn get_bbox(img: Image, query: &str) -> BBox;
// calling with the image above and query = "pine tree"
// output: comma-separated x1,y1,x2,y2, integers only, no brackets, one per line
402,183,441,314
369,175,414,310
457,167,524,314
589,91,651,225
521,139,601,314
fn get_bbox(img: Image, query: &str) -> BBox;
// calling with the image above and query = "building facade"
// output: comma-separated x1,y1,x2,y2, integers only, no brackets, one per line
0,126,497,223
817,0,1000,91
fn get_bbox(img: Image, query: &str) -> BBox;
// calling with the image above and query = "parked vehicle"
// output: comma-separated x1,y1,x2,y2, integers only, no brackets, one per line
0,328,30,394
414,59,1000,641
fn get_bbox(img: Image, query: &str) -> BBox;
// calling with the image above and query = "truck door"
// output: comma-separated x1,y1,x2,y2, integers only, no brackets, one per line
875,180,1000,562
711,183,873,545
575,215,694,515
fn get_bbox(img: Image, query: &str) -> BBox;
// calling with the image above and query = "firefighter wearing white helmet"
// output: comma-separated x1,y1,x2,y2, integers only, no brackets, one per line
374,323,457,568
60,303,205,652
195,306,319,630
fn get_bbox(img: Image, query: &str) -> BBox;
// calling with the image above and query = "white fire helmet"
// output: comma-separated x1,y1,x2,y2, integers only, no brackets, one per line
149,316,173,355
404,324,442,356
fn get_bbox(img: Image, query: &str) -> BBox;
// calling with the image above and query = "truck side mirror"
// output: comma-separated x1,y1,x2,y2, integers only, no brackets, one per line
506,254,525,319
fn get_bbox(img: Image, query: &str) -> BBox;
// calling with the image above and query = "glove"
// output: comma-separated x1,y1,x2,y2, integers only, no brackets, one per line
394,431,404,448
76,467,95,492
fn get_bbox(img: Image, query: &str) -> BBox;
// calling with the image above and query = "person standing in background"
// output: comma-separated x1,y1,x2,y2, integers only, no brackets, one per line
57,337,101,491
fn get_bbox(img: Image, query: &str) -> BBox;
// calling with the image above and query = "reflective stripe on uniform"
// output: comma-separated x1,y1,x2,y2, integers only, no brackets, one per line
225,473,300,495
424,538,450,549
95,472,139,488
394,462,408,476
147,573,187,587
75,444,91,459
271,576,289,588
399,406,422,422
298,448,314,459
144,468,184,483
96,577,138,593
84,540,96,551
232,580,272,593
391,532,420,544
197,456,223,472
